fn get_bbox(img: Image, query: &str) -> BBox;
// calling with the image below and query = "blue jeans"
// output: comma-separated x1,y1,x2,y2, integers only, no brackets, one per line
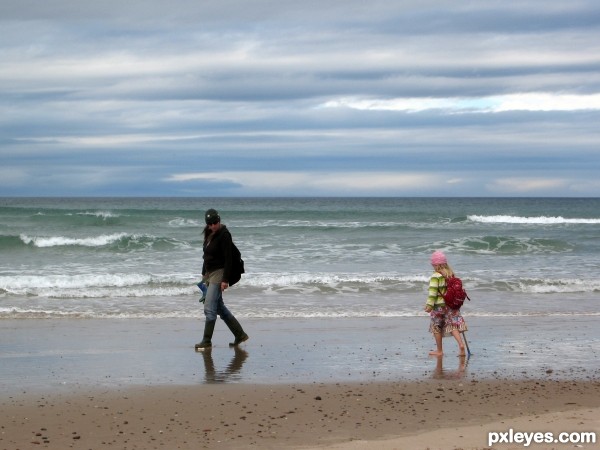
204,273,234,322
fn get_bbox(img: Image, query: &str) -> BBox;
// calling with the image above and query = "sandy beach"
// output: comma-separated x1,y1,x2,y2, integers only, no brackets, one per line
1,316,599,449
1,380,599,449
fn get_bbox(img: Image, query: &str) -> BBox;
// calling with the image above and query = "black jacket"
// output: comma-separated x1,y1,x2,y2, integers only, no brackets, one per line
202,225,233,283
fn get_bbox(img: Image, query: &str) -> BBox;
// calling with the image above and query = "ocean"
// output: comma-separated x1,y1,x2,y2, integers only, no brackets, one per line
1,197,599,320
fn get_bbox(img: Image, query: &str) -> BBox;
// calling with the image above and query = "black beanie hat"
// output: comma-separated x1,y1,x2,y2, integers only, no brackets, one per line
205,208,220,224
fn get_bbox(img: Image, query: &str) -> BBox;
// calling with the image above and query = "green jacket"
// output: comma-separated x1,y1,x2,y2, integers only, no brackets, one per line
426,272,446,309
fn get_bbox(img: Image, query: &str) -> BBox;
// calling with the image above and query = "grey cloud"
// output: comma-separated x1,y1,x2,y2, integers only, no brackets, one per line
1,0,600,196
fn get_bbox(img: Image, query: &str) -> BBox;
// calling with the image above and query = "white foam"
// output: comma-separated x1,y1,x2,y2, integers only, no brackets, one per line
1,307,598,320
468,215,600,224
519,278,600,294
168,217,201,227
236,220,406,229
20,233,128,247
75,211,119,219
241,273,429,287
0,272,180,293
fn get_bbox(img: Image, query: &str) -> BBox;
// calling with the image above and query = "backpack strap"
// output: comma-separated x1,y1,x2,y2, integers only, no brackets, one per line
436,275,446,300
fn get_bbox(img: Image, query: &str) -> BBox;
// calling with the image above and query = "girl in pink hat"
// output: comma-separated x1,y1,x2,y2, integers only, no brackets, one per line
424,251,467,356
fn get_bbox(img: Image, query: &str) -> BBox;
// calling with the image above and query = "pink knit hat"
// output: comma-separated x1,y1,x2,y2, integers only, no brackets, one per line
430,250,447,265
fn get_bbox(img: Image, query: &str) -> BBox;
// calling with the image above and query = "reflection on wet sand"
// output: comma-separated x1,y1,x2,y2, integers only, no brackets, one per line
199,347,248,383
431,355,468,380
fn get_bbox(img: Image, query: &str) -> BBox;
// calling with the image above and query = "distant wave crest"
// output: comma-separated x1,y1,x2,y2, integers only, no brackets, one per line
73,211,120,219
18,233,188,250
468,215,600,224
21,233,128,248
444,235,573,254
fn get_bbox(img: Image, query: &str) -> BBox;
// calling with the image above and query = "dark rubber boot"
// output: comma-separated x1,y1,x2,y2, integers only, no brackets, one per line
223,316,249,347
195,320,216,351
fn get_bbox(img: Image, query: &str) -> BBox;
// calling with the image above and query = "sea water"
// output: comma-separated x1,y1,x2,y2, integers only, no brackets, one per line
1,197,599,320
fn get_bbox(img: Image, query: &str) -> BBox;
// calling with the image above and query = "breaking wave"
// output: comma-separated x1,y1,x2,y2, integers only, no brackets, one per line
468,215,600,225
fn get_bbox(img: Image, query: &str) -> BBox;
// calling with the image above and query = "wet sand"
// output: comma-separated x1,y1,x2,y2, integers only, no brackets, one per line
1,316,598,391
1,316,599,449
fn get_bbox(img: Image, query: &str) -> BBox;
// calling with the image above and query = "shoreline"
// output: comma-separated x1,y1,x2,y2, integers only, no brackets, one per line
1,316,598,395
2,379,598,449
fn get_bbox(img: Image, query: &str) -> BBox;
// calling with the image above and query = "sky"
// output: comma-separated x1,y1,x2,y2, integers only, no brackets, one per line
1,0,600,197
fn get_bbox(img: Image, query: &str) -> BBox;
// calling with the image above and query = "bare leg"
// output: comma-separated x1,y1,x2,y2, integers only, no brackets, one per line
451,329,465,356
429,332,443,356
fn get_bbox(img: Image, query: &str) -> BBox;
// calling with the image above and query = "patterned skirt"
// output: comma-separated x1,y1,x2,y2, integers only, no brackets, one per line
429,306,468,336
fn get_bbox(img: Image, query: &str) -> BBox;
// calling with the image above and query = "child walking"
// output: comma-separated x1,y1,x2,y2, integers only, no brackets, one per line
424,250,467,356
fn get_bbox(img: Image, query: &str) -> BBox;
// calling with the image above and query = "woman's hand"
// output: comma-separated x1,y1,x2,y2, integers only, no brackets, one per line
424,305,432,313
220,282,229,291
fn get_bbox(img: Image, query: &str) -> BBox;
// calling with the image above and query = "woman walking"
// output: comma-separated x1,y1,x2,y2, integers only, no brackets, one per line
424,250,467,356
195,208,249,351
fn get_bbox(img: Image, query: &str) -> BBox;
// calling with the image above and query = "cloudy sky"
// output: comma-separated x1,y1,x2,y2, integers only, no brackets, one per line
1,0,600,197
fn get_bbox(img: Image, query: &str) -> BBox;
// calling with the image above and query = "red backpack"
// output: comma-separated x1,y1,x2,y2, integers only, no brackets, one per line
439,276,470,310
